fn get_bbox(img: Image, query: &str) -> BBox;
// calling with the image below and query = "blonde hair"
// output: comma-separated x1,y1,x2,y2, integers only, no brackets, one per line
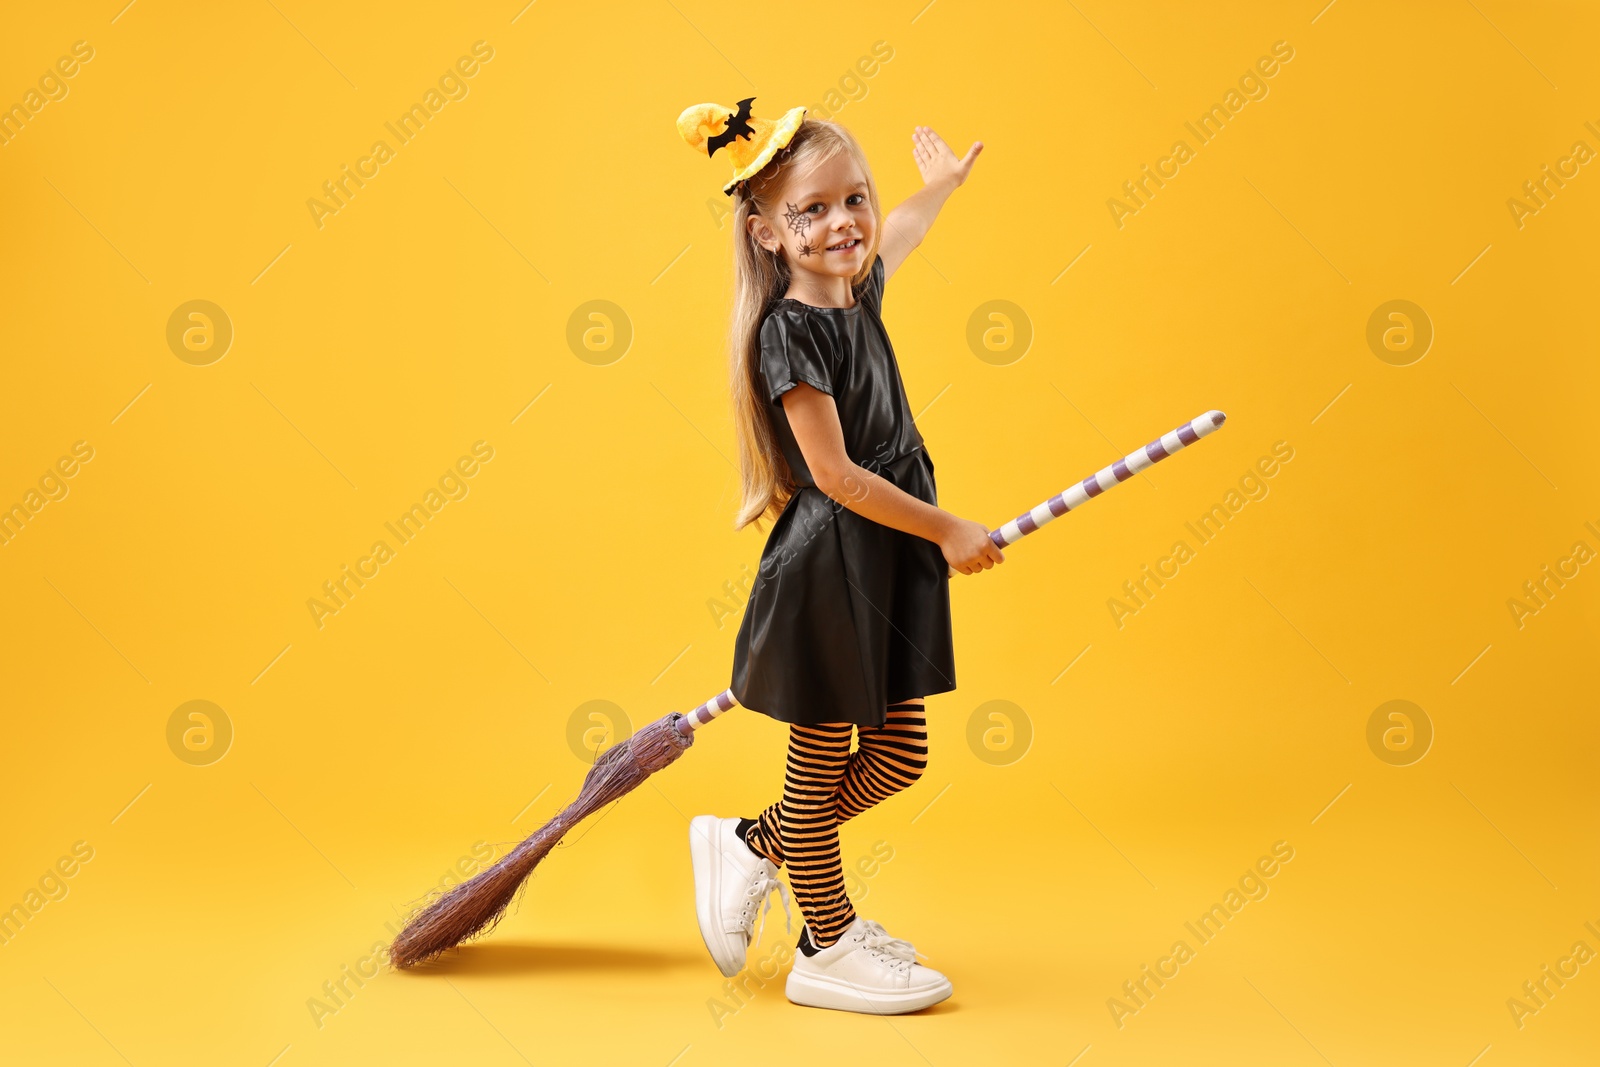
727,118,882,531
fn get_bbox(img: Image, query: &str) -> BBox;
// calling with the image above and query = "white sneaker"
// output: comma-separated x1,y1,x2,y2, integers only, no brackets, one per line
689,815,792,977
785,917,953,1014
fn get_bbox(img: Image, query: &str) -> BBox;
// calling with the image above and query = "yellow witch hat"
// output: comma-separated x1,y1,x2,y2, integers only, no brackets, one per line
677,97,807,196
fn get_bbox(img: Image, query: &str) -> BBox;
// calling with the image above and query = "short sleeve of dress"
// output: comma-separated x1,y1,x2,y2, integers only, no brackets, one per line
760,312,837,403
860,252,885,312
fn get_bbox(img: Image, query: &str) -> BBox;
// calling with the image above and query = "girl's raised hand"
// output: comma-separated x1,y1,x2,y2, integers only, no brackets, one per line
911,125,983,188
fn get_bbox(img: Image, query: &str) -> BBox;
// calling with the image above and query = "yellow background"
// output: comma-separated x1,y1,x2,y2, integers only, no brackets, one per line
2,1,1597,1064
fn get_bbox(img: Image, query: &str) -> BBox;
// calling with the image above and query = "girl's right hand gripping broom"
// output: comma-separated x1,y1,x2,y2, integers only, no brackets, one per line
388,409,1226,969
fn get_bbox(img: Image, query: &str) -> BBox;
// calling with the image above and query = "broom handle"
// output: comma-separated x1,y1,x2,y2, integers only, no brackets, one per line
675,689,742,735
948,408,1226,576
674,409,1228,736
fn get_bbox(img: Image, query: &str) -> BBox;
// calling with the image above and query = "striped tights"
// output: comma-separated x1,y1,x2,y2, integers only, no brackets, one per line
742,701,928,949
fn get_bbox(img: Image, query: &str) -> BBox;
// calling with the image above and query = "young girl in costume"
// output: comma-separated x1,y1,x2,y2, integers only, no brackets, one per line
675,98,1002,1015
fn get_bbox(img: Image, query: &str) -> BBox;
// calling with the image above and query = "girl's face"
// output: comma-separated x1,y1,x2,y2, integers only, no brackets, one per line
751,152,875,281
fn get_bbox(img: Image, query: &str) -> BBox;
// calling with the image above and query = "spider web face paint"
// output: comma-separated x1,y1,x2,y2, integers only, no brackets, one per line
783,202,812,236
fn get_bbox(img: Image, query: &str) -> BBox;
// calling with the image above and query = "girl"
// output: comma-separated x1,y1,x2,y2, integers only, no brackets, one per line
676,100,1002,1015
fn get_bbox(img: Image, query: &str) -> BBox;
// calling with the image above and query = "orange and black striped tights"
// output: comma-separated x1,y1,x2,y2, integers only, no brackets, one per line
740,700,928,949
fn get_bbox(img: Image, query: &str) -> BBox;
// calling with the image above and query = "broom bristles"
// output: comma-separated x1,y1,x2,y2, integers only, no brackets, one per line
389,712,695,969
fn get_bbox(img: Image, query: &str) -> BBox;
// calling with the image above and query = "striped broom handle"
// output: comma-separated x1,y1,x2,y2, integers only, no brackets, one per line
675,689,740,735
673,409,1227,736
950,408,1227,576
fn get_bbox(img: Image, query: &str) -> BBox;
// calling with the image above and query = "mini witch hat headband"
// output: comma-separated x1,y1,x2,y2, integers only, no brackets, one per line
677,97,807,196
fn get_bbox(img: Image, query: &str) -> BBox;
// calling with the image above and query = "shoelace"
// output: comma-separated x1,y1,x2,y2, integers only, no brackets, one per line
741,865,792,944
858,919,921,973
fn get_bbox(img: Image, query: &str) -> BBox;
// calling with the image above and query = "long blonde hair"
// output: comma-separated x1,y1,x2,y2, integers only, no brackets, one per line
728,118,882,531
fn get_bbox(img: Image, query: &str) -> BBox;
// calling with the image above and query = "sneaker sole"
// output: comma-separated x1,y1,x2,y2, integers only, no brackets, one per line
785,967,953,1015
688,815,745,978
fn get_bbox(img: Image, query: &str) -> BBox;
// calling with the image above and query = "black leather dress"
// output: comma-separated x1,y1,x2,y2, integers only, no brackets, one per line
730,253,956,728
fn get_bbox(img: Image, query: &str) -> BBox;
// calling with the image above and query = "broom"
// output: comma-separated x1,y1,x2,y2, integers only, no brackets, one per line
388,410,1227,968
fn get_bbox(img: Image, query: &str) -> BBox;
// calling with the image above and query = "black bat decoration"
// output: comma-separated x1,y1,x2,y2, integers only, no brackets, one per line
707,97,757,158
